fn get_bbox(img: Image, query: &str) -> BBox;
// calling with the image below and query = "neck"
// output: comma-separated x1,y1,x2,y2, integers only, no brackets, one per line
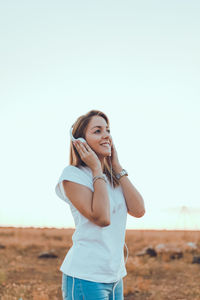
97,155,105,171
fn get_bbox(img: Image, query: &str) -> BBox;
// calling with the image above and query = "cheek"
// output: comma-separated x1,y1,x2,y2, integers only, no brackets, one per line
86,134,98,144
85,136,98,149
87,139,102,153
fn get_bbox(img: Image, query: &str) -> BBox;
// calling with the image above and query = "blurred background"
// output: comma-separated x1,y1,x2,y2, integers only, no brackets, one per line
0,0,199,230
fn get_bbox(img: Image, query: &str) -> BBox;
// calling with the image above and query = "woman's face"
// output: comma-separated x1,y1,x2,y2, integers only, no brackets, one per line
85,116,112,158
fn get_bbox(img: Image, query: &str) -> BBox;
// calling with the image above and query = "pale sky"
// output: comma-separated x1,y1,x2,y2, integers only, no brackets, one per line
0,1,200,230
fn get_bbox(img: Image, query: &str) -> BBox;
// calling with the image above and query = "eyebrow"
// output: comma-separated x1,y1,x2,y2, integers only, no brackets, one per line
91,125,109,130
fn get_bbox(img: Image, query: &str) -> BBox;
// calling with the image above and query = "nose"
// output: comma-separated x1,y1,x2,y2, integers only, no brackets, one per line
102,130,110,140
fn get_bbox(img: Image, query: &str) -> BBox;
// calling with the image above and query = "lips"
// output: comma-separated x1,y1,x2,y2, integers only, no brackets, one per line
100,142,110,148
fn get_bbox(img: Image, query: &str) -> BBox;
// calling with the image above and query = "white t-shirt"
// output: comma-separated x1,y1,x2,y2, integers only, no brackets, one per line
55,165,128,283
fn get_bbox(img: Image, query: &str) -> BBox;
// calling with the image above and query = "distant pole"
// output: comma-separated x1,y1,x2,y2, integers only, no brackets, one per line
174,206,189,232
181,206,187,230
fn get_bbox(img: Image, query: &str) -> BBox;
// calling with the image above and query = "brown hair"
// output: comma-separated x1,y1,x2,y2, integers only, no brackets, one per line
69,110,119,188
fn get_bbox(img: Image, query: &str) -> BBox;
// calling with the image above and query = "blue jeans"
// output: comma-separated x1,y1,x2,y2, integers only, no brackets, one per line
61,273,124,300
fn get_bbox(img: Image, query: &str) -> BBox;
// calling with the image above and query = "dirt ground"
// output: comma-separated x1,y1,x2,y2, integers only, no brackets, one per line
0,227,200,300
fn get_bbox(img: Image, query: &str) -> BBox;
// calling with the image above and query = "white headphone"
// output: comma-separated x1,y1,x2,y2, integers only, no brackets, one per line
70,126,86,143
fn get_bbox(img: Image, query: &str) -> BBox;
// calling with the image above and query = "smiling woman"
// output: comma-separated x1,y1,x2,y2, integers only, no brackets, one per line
81,116,111,162
69,110,119,187
86,120,111,157
55,109,145,300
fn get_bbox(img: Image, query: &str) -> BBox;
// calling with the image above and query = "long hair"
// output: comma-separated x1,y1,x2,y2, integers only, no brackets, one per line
69,110,119,188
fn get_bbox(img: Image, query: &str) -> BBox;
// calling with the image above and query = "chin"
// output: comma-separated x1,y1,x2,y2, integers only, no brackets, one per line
104,151,111,157
93,146,111,158
97,151,111,158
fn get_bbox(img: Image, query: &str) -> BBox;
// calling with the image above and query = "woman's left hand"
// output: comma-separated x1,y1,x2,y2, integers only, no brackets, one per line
110,138,123,172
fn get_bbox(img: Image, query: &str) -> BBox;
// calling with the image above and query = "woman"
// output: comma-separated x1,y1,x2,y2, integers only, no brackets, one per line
55,110,145,300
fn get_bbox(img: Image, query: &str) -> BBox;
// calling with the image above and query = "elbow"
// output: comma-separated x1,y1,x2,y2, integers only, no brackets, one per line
128,209,146,218
136,209,146,218
98,218,111,227
99,219,111,227
93,215,111,227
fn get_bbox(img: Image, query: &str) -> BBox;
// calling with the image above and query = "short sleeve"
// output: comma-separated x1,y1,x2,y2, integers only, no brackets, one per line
55,165,94,205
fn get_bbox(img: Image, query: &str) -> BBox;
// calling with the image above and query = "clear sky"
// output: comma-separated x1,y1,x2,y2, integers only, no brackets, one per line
0,1,200,230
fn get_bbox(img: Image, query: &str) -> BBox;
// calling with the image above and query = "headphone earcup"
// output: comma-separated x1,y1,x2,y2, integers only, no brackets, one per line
77,138,86,143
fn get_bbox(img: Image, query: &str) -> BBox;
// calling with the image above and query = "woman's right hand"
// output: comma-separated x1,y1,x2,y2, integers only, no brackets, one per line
73,140,102,173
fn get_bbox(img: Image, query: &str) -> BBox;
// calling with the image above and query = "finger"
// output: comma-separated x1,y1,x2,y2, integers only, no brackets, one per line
76,140,91,152
83,142,91,151
74,141,88,157
110,138,113,148
78,141,89,151
73,142,84,155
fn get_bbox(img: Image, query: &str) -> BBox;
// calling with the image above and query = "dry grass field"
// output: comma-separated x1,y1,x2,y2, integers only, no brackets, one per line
0,227,200,300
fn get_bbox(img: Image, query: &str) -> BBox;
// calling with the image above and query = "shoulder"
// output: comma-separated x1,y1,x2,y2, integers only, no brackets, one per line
62,165,92,178
55,165,94,203
59,165,93,191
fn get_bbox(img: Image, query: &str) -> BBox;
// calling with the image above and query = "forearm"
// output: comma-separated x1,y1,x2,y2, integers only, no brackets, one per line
91,168,110,225
114,165,145,218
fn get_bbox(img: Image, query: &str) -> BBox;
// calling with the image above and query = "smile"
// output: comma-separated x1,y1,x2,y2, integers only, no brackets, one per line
100,143,110,147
